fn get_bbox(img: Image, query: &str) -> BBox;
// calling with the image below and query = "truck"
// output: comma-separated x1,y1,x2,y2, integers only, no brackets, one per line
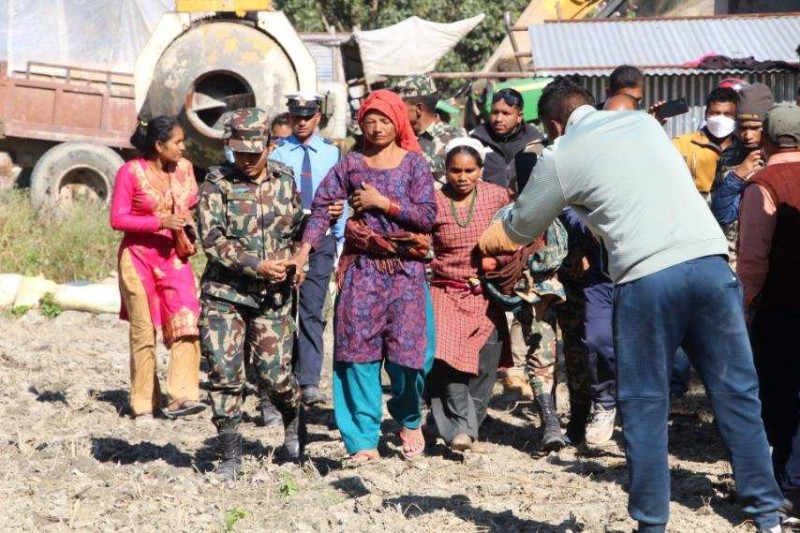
0,61,135,211
0,1,347,212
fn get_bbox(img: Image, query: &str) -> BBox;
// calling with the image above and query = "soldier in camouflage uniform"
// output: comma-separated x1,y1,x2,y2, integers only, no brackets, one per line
197,108,307,481
485,217,569,451
517,219,569,451
394,75,466,186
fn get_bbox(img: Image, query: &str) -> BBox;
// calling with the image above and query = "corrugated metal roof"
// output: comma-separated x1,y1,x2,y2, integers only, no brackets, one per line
528,15,800,76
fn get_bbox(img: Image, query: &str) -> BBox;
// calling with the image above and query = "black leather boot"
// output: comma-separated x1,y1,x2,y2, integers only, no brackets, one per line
257,395,282,428
216,430,242,481
281,405,307,461
536,394,565,452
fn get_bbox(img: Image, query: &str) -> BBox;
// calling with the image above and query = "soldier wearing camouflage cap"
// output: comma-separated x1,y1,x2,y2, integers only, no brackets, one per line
393,75,466,186
197,107,307,481
738,103,800,507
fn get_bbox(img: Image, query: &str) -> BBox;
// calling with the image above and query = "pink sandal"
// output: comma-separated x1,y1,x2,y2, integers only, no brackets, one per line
399,427,425,459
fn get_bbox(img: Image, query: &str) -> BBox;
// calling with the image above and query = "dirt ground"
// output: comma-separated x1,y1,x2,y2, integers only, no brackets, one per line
0,310,761,532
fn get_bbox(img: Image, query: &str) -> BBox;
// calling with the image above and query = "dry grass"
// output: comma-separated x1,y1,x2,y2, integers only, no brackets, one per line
0,311,760,533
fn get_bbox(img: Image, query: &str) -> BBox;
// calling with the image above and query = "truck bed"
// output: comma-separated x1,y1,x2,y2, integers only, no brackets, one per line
0,62,137,149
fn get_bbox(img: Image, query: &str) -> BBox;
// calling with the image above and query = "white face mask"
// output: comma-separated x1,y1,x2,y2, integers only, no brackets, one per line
706,115,736,139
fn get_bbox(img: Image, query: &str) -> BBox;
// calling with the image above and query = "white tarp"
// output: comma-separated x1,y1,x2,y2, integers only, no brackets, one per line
354,14,485,80
0,0,172,74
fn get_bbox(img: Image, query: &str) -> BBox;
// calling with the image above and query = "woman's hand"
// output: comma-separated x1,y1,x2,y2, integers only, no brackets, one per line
350,183,390,214
257,259,287,282
327,201,345,220
160,213,186,231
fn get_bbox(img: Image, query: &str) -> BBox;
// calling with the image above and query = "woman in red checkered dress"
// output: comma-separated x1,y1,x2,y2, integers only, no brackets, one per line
428,138,510,452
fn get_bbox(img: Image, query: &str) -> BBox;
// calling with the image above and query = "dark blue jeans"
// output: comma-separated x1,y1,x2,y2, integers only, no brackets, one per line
669,348,692,397
295,234,335,387
613,255,782,532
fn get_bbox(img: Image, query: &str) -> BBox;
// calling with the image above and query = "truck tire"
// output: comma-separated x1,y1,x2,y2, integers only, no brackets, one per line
30,142,124,213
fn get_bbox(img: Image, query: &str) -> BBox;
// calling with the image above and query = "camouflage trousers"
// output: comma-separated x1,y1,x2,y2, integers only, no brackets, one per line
508,306,557,398
200,297,300,431
556,284,593,409
723,220,739,270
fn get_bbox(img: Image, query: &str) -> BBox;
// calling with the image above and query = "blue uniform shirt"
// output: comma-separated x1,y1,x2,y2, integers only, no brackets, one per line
270,134,346,244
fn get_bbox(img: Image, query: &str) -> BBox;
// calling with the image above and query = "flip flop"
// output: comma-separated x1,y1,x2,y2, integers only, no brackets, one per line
346,449,380,464
161,399,207,419
399,427,425,459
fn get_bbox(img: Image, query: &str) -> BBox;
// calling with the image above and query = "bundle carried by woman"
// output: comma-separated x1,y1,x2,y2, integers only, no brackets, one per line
482,217,568,311
336,216,431,287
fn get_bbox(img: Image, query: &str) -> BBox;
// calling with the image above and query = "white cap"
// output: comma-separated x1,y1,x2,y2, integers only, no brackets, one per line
444,137,492,163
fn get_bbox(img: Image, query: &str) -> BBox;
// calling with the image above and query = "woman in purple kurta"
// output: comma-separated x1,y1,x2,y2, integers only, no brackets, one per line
291,90,436,461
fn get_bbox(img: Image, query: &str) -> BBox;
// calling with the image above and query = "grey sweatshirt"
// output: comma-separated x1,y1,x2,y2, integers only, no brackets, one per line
502,105,727,284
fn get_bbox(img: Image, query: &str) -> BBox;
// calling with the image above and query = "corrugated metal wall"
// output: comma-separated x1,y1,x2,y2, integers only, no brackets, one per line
304,41,336,83
580,71,799,137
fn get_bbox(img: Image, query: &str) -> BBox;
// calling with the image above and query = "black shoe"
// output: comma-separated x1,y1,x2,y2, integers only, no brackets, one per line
566,401,590,446
257,396,282,428
216,430,242,482
301,385,327,406
281,405,307,461
536,394,565,452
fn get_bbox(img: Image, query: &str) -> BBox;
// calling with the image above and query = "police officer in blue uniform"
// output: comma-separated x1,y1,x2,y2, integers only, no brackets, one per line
270,91,345,410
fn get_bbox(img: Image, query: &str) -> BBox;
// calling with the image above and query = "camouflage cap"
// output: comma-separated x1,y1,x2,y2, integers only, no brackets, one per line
393,75,437,98
227,107,268,153
764,103,800,148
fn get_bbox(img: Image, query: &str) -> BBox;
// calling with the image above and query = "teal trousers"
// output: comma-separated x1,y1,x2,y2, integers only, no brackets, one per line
333,285,435,455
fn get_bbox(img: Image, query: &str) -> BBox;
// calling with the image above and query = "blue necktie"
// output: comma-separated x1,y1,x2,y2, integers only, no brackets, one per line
300,146,313,210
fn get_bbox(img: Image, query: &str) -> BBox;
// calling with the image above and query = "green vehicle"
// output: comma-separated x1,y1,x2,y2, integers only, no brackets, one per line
484,77,554,123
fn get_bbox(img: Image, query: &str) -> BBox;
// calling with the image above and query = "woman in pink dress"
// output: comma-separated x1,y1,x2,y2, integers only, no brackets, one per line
428,138,510,452
110,116,206,420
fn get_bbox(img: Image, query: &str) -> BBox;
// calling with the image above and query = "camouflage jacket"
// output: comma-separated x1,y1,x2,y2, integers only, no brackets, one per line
419,120,467,184
197,161,304,310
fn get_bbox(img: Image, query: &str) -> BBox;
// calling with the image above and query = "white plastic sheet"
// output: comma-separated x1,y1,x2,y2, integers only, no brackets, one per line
0,0,172,74
354,14,485,80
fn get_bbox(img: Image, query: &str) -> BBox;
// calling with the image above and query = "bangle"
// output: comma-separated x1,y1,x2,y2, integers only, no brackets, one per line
386,200,401,217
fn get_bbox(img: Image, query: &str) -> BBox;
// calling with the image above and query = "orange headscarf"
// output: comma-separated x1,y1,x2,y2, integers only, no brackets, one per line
357,89,422,154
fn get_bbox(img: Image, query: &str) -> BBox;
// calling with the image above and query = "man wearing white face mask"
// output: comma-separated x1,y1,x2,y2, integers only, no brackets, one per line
673,87,743,200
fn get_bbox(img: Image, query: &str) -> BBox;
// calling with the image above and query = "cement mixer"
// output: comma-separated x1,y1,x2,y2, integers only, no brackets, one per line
0,1,347,211
135,7,346,169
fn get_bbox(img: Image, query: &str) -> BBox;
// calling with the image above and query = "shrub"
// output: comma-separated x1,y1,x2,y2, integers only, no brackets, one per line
0,190,206,282
0,190,118,282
